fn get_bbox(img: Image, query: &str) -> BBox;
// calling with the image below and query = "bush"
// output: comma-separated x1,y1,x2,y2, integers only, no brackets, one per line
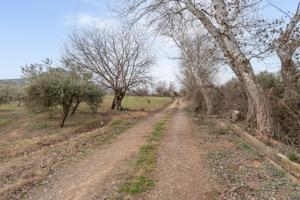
85,84,105,113
256,71,284,98
214,78,248,119
287,152,300,163
0,85,25,107
23,61,105,127
0,85,14,105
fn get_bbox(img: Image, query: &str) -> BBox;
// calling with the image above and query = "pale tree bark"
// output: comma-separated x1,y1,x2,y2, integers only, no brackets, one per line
199,87,213,115
245,90,256,123
277,49,300,98
125,0,275,134
175,32,218,115
229,62,256,122
185,0,275,134
276,3,300,98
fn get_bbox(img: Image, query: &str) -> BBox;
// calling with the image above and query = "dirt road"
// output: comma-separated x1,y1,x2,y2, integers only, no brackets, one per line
25,103,176,200
21,99,297,200
140,101,219,200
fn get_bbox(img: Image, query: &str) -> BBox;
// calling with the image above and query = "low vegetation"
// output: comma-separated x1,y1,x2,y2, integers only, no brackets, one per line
287,152,300,163
0,94,171,199
0,96,171,157
0,117,139,200
22,59,105,127
190,111,300,199
116,114,169,197
101,96,172,111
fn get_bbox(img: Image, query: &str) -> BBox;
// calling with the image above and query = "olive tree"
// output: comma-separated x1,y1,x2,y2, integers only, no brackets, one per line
22,60,105,127
65,26,154,110
0,85,13,105
0,85,25,107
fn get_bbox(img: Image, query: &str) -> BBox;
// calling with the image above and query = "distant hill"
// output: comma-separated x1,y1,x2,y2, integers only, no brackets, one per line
0,78,26,86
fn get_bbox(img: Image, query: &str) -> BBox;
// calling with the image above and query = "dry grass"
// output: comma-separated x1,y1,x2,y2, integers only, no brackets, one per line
189,110,300,199
101,96,172,111
0,96,172,200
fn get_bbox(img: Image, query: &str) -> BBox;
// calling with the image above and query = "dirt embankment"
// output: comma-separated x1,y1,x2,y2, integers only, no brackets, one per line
190,112,300,199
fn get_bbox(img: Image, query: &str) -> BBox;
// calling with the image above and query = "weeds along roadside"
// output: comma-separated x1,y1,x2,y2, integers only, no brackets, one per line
188,110,300,199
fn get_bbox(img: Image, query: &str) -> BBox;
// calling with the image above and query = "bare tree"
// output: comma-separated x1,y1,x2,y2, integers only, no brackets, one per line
155,81,169,96
251,2,300,98
270,2,300,98
124,0,276,135
65,26,154,110
178,33,220,114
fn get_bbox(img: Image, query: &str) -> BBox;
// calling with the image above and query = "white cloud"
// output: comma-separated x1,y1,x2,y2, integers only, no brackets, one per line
79,0,107,8
65,14,118,28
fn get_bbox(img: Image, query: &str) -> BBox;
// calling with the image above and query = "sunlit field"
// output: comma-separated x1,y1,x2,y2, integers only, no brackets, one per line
101,96,173,111
0,95,172,167
0,96,172,141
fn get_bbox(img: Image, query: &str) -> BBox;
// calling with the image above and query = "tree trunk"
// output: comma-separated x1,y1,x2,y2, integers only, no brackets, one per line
114,96,123,110
60,97,73,127
71,100,81,115
60,110,70,127
111,97,116,109
112,89,126,110
200,87,213,115
18,100,21,107
240,61,275,136
277,49,300,98
244,87,256,123
276,4,300,98
186,0,276,135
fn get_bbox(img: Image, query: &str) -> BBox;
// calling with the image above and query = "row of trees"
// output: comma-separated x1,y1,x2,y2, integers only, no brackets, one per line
123,0,300,145
154,81,176,97
5,26,155,127
132,81,176,97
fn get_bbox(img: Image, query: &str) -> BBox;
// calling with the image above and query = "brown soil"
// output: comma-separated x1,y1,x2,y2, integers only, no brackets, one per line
4,99,297,200
139,100,220,200
191,112,300,199
24,103,175,200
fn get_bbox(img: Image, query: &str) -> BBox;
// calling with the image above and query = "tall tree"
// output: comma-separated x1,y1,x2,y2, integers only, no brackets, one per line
249,2,300,100
65,26,154,110
125,0,276,135
178,34,219,115
277,4,300,98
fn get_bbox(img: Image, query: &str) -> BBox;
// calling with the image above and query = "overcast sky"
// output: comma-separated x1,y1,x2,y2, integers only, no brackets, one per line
0,0,298,86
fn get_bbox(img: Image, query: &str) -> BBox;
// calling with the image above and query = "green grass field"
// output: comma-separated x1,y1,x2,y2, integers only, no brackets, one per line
0,96,172,140
101,96,172,111
0,96,173,199
0,95,172,163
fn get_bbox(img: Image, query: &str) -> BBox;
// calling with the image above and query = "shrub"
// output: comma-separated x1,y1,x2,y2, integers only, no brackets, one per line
287,152,300,163
23,60,105,127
